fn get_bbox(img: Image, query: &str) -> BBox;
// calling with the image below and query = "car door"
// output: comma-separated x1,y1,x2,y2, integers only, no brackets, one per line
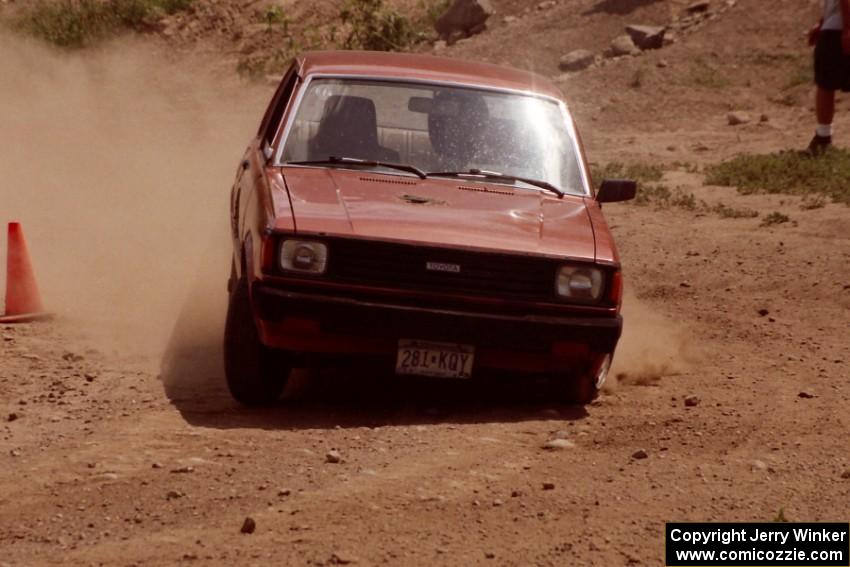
231,64,299,276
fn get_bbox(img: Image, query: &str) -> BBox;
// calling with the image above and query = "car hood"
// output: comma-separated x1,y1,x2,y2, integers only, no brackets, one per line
272,166,597,260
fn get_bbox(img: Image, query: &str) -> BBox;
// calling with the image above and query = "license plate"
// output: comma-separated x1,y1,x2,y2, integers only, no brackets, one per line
395,340,475,379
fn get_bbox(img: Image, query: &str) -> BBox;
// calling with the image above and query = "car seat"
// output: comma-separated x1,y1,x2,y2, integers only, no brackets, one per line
428,91,489,170
308,95,400,163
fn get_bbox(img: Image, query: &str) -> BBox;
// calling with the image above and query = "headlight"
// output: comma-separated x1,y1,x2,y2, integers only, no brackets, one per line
280,240,328,274
556,265,604,301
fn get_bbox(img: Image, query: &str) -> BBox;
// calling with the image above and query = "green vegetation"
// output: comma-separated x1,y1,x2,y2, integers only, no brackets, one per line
18,0,450,79
760,212,791,227
705,149,850,204
238,0,446,80
237,49,295,81
263,5,287,30
688,57,731,89
711,202,759,219
16,0,193,48
242,2,294,75
337,0,449,52
670,191,698,210
639,186,759,218
339,0,417,52
419,0,451,28
591,161,664,187
800,195,826,210
634,184,706,212
593,161,760,218
772,508,790,523
634,183,672,205
592,162,675,207
747,51,812,90
238,6,317,81
747,51,799,67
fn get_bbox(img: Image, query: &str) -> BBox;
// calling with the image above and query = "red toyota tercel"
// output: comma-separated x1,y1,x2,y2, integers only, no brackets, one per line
225,51,635,406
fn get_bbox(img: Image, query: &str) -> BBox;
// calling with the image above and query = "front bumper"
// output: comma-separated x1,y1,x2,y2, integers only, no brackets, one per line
253,284,622,373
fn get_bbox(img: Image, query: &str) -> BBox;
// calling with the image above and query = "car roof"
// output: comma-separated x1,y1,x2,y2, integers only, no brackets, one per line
294,51,564,101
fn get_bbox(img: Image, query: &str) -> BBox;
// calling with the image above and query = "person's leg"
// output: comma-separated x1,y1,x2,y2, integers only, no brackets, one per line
810,86,835,153
810,30,837,153
816,86,836,132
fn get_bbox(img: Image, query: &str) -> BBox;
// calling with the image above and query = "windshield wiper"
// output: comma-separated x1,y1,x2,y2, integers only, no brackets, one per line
426,168,565,199
286,156,427,180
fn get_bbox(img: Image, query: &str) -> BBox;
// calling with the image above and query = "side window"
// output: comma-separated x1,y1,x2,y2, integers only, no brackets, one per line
259,67,299,151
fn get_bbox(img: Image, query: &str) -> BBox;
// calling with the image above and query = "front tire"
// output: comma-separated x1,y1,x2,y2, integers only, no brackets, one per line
551,353,612,405
223,277,290,406
552,373,598,405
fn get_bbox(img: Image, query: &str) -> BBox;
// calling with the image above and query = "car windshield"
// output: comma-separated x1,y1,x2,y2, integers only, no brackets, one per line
279,78,587,196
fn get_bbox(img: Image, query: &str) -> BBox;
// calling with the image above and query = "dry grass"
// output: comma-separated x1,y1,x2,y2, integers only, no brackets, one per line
706,149,850,205
15,0,193,48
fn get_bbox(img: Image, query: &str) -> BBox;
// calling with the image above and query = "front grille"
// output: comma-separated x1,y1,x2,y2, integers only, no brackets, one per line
325,238,558,301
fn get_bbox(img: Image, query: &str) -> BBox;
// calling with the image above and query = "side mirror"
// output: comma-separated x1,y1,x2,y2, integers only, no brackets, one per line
597,179,637,203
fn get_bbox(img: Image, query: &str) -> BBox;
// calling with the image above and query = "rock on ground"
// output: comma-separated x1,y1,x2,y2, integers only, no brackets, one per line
542,438,576,450
435,0,495,40
686,1,711,13
727,111,752,125
559,49,595,71
609,35,640,57
326,449,342,463
626,25,666,50
240,517,256,534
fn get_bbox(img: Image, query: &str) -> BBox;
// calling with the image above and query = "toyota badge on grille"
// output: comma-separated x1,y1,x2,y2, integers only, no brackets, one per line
426,262,461,273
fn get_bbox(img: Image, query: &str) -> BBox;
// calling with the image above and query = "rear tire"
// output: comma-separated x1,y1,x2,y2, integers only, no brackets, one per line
223,276,290,406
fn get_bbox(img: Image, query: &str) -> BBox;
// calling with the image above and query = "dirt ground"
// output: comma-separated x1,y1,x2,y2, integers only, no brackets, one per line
2,0,850,565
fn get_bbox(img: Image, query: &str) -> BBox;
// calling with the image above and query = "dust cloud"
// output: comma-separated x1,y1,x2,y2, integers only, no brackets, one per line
609,289,694,388
0,34,270,367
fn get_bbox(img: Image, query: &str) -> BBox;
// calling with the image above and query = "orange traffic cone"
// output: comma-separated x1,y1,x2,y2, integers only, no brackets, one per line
0,222,50,324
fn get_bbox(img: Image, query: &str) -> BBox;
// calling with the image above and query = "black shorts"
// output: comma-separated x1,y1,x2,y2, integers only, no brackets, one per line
815,30,850,91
